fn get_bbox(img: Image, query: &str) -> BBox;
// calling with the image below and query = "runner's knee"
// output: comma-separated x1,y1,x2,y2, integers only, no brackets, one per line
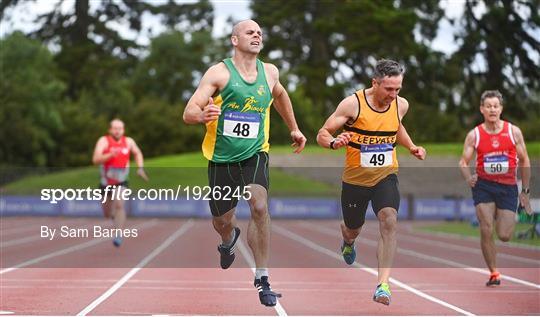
248,198,268,218
379,213,397,233
497,231,512,242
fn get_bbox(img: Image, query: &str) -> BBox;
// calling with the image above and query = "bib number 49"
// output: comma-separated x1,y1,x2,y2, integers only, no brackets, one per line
369,154,385,166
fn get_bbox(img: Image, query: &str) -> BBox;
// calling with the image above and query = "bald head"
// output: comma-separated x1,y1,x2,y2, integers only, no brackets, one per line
232,19,260,37
110,119,124,129
230,19,263,54
109,118,125,140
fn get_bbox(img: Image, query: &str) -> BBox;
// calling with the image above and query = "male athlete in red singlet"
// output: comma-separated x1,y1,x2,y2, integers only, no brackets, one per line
460,90,532,286
92,119,148,247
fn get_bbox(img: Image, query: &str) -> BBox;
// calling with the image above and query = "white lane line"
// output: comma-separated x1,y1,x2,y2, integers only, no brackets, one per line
4,284,538,293
306,223,540,290
272,223,475,316
311,223,540,266
1,218,88,236
0,220,158,275
1,220,110,248
369,227,540,265
403,224,540,251
237,237,288,316
76,219,194,316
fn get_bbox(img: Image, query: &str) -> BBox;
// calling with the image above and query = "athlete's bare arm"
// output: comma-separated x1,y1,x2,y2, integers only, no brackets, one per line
396,97,426,160
459,130,477,188
92,137,116,165
183,64,229,124
266,63,306,153
128,137,149,181
316,95,357,150
513,125,532,213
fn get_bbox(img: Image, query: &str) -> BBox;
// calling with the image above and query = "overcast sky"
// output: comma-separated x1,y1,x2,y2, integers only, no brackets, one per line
0,0,465,54
0,0,537,59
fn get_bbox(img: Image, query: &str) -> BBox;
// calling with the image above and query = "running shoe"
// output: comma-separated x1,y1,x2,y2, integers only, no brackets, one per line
254,276,282,307
113,236,123,247
373,283,391,305
217,227,240,269
341,241,356,265
486,272,501,286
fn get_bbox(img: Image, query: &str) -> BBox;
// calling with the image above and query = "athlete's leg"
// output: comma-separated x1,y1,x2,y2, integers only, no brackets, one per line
371,174,400,285
341,222,361,244
376,207,398,285
340,182,371,243
111,186,128,230
102,199,114,219
494,183,518,242
213,208,237,243
495,209,516,242
242,153,280,306
246,184,270,268
476,202,497,272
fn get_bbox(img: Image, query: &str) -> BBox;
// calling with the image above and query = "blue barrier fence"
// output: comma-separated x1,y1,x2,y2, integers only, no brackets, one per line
0,195,522,220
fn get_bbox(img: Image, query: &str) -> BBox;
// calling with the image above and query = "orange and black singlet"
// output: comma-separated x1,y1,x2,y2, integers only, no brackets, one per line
342,89,400,187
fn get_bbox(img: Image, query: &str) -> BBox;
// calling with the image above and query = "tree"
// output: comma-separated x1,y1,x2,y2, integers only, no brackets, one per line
1,0,215,100
132,30,213,105
124,98,204,157
447,0,540,131
251,0,444,116
0,32,65,167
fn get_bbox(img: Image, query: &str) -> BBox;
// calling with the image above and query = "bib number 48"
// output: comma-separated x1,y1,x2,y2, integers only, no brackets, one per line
232,123,250,137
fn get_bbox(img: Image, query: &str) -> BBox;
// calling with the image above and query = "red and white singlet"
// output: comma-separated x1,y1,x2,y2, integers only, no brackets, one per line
475,121,518,185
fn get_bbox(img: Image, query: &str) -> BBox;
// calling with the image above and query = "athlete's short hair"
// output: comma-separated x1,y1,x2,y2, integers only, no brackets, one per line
374,59,405,80
480,90,503,106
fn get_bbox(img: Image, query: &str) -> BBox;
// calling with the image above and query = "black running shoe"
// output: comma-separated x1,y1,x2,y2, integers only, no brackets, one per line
217,227,240,269
254,276,282,307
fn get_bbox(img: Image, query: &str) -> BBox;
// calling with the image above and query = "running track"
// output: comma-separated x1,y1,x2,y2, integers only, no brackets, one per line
1,217,539,315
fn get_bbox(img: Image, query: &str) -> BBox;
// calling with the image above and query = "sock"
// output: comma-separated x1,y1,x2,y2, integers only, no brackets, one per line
343,240,354,246
222,228,236,247
255,268,269,280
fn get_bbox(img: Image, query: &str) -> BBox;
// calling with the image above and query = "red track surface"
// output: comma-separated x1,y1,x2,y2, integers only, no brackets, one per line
1,217,539,315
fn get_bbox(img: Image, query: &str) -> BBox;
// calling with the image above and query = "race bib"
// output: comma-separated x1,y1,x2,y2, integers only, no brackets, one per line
484,155,509,175
360,144,393,167
223,112,260,139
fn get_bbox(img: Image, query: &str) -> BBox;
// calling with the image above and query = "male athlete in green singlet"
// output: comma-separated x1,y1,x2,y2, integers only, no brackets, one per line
183,19,306,307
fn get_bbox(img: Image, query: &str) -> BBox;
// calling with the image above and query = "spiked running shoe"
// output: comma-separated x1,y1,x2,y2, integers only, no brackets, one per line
341,241,356,265
217,227,240,269
486,272,501,286
373,283,391,306
254,276,282,307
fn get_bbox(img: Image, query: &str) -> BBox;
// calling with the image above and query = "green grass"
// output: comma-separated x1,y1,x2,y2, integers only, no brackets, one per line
2,151,337,197
3,142,538,195
526,142,540,158
270,142,540,157
415,221,540,247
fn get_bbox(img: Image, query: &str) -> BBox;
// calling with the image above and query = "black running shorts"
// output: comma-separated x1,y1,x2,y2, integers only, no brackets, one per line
341,174,400,229
208,152,269,217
